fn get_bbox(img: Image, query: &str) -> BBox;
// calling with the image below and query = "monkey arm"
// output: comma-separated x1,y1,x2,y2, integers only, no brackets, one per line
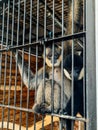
13,51,45,90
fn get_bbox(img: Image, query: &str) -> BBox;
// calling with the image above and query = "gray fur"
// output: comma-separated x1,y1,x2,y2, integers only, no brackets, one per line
32,67,71,114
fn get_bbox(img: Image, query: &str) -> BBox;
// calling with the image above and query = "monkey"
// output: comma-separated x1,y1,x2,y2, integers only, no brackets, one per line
32,54,84,130
63,53,84,81
44,43,62,68
13,44,84,123
32,79,62,114
32,67,71,114
63,2,84,123
11,0,84,129
62,54,84,130
64,78,84,130
12,43,62,90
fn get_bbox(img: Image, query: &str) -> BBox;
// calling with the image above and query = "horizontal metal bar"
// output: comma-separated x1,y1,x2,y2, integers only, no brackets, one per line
0,31,85,52
0,41,41,52
52,114,87,123
44,31,86,44
0,104,33,113
0,104,87,123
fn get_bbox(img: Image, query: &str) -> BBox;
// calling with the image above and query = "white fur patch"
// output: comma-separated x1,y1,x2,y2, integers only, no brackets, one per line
64,69,71,80
78,67,84,80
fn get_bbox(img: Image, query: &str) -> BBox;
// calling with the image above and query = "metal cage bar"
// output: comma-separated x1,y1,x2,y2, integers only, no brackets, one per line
86,0,96,130
95,0,98,130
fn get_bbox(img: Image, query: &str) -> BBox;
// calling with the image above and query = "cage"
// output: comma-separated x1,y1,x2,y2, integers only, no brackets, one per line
0,0,96,130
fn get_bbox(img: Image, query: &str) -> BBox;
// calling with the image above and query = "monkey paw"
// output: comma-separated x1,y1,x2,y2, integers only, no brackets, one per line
59,109,67,115
40,103,52,114
32,103,42,114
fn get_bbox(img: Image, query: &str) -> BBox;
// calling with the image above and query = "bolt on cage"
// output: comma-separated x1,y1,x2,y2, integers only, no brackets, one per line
0,0,96,130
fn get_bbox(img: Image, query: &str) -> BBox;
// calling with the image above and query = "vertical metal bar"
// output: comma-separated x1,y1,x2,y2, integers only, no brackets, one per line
86,0,96,130
7,0,14,129
33,1,39,130
19,51,24,130
29,0,32,43
26,47,31,130
23,0,26,46
95,0,98,130
42,44,45,130
61,0,64,112
83,0,86,32
83,1,86,129
19,0,26,130
2,0,10,129
26,0,33,129
1,3,5,129
16,0,20,47
44,0,46,39
13,0,20,129
13,51,18,130
52,0,55,38
36,0,39,42
51,0,55,130
71,0,74,129
6,1,10,47
59,0,64,129
71,0,74,115
51,43,54,130
41,0,47,129
0,3,5,88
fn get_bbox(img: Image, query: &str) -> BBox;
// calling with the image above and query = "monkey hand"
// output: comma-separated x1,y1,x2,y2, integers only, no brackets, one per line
40,103,52,114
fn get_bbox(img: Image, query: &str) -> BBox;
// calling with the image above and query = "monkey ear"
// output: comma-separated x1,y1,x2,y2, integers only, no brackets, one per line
64,69,71,80
58,45,62,49
55,42,62,49
78,67,84,80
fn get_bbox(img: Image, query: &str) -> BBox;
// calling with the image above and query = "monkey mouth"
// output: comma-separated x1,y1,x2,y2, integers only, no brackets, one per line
50,60,61,67
51,59,57,64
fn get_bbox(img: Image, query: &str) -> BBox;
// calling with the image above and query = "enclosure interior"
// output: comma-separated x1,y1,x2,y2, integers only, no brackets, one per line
0,0,87,130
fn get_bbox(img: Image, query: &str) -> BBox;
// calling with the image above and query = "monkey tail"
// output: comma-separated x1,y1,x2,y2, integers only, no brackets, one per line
64,0,83,55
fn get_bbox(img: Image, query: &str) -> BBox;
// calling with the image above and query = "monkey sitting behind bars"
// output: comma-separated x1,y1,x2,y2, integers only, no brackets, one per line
63,54,84,130
13,47,84,130
32,54,84,130
32,54,84,115
32,67,71,114
12,44,71,113
12,43,62,90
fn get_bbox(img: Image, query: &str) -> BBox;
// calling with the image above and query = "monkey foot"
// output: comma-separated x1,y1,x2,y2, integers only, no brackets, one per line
40,103,52,114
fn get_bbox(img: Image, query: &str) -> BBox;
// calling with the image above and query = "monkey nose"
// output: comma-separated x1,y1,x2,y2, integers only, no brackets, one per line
71,71,78,81
51,59,57,64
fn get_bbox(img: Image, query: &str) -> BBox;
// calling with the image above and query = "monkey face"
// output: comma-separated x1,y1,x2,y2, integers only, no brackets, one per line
63,54,84,81
43,44,62,67
64,67,84,81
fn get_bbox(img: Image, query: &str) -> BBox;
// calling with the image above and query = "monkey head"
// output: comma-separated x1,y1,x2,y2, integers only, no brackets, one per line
43,44,62,67
63,54,84,81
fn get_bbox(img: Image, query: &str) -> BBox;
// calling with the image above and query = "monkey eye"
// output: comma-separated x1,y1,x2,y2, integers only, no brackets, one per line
54,53,59,59
47,53,52,59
